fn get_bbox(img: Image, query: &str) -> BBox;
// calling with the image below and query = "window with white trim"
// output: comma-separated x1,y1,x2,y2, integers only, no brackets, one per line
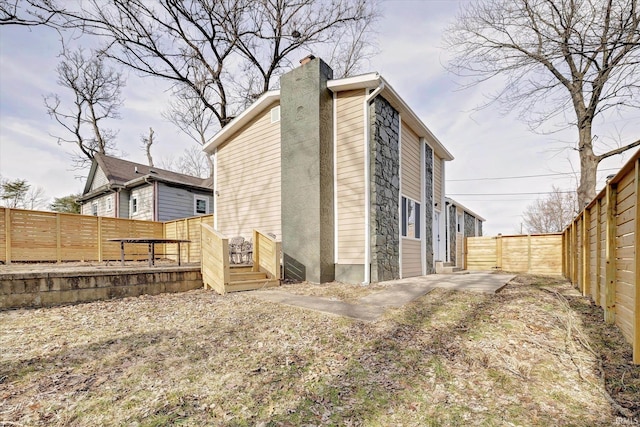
194,196,208,215
107,196,112,212
401,196,421,239
457,213,462,233
270,106,280,123
91,202,98,216
131,197,138,214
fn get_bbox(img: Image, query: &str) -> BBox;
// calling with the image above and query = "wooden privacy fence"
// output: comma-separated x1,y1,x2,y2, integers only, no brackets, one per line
563,150,640,364
0,207,213,264
466,234,563,275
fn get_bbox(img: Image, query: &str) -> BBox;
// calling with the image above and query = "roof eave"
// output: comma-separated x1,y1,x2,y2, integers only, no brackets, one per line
445,197,486,222
378,77,454,161
203,91,281,153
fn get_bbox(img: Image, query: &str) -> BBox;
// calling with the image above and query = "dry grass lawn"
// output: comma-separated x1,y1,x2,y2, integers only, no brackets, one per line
1,274,639,426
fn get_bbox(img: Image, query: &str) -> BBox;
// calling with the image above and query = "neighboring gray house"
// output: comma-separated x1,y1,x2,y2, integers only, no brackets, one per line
79,154,213,221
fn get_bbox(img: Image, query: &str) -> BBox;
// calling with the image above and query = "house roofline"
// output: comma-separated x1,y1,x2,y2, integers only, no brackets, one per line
123,174,212,191
445,197,486,222
203,90,281,153
202,73,455,162
328,75,454,162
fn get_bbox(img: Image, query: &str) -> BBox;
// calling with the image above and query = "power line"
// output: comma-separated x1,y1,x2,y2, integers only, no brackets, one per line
449,190,575,196
446,167,620,182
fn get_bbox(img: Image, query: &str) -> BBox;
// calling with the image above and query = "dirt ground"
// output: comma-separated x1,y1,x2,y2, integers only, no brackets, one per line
1,274,639,426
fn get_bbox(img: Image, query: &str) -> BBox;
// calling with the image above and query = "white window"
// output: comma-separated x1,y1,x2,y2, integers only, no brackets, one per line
194,196,208,215
270,106,280,123
107,196,112,212
132,197,138,214
401,196,421,239
91,202,98,216
457,213,462,233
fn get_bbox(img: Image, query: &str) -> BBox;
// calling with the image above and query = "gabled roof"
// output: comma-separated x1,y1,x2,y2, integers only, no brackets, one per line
445,197,486,222
203,74,454,162
80,154,212,200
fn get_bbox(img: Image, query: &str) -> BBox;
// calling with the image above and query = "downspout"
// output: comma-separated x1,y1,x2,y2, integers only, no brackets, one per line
363,81,385,285
115,188,120,218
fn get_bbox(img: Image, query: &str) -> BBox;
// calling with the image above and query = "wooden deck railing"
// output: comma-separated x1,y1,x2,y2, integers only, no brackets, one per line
0,208,212,264
252,229,282,280
201,224,230,294
563,149,639,364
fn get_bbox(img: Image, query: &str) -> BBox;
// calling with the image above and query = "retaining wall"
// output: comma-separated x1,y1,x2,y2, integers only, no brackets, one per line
1,267,202,309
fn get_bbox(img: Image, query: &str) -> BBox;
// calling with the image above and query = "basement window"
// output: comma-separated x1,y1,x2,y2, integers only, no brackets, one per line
401,196,421,240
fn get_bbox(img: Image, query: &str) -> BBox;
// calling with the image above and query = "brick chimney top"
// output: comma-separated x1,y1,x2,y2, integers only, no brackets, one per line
299,54,316,65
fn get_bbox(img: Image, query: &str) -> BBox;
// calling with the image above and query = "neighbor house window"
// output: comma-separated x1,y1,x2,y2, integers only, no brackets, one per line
132,197,138,214
270,106,280,123
91,202,98,216
194,196,208,215
457,213,462,233
107,196,112,212
401,196,421,239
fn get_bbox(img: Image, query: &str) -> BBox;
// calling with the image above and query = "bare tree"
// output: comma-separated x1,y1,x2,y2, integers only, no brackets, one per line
141,127,155,167
0,0,64,26
160,145,211,179
522,186,577,233
445,0,640,207
163,88,216,174
0,178,48,209
44,47,125,168
73,0,378,134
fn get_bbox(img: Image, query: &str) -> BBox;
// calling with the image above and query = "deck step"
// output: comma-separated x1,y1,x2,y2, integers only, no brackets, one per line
230,271,270,281
230,265,254,272
227,278,280,292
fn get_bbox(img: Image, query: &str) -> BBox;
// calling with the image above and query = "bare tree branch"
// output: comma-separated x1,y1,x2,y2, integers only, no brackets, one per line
445,0,640,206
44,47,124,169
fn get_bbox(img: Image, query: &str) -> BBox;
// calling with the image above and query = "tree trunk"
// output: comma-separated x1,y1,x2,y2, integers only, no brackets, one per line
577,124,598,209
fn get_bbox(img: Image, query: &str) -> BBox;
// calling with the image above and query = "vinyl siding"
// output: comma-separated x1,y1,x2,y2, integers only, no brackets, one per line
434,154,443,204
130,185,154,221
157,183,212,222
216,101,281,239
80,193,116,217
400,121,421,201
336,89,366,263
400,121,422,277
90,168,109,190
402,239,422,277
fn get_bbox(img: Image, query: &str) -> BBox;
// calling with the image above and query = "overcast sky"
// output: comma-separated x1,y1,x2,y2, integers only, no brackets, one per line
0,0,637,235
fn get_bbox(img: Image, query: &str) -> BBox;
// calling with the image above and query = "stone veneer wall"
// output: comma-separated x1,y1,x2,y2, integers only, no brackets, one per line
449,204,457,265
424,144,434,274
0,267,202,309
369,96,400,282
464,212,476,237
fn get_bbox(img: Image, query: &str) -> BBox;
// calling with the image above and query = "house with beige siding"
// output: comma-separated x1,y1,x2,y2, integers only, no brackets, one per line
444,197,485,270
79,154,213,221
204,56,453,284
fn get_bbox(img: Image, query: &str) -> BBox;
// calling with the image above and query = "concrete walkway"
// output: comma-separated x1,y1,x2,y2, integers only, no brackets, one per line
253,272,516,321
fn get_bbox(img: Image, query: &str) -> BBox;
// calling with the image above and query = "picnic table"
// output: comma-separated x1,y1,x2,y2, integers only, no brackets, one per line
107,238,191,267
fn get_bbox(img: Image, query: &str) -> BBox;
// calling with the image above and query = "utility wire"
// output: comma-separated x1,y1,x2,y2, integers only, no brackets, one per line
446,167,620,182
449,191,575,196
